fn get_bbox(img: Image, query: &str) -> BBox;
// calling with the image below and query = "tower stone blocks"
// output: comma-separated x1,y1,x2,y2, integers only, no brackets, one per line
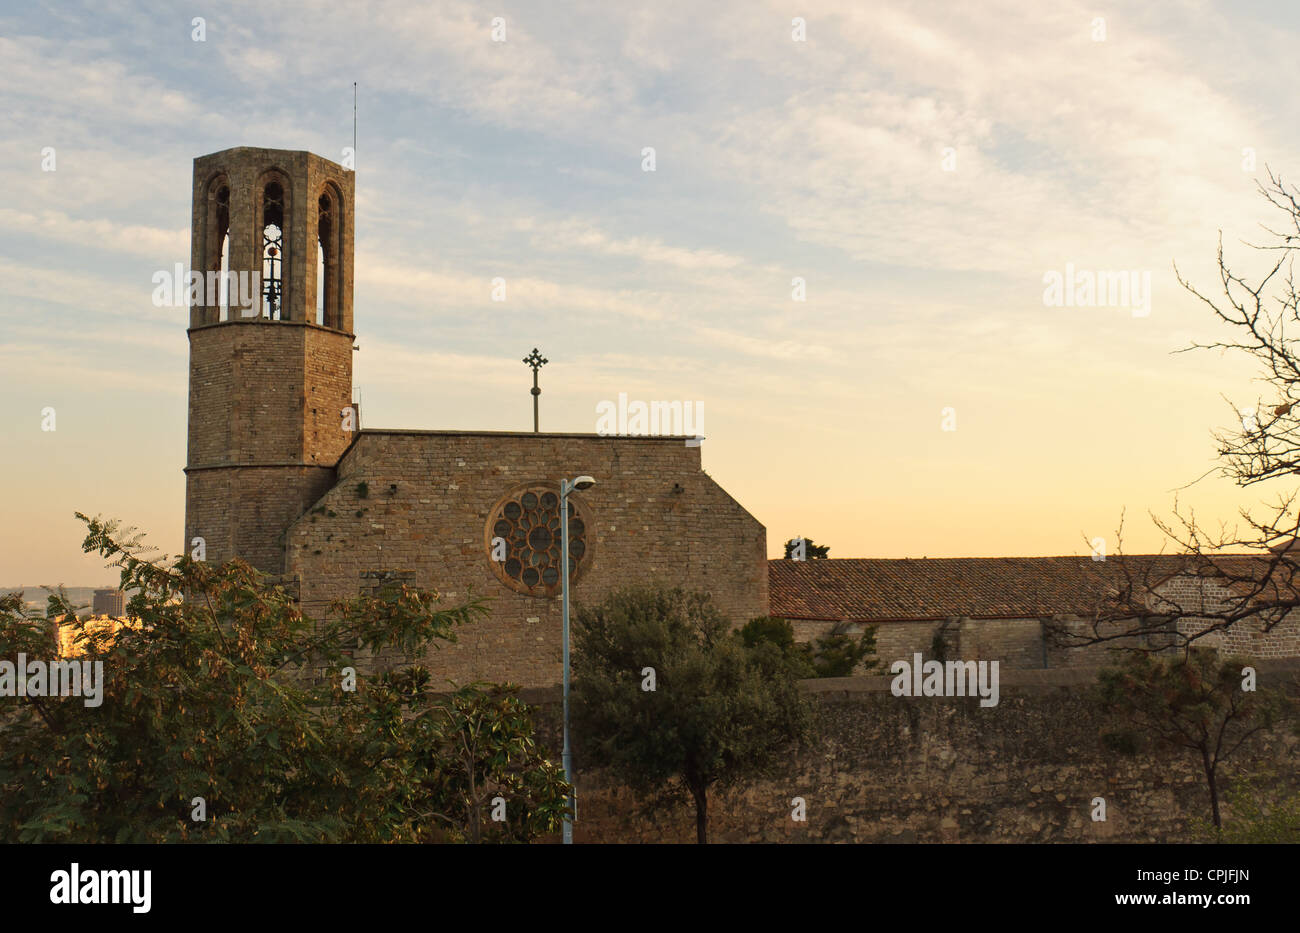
184,148,355,574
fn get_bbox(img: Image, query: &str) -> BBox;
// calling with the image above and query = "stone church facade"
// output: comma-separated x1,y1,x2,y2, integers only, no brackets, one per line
182,146,1300,693
184,147,767,688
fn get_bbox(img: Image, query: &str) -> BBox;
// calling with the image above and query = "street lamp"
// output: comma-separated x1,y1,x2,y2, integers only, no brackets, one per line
559,474,595,845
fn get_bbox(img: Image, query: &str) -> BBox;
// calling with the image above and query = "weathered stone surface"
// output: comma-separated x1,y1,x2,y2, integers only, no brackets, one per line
520,662,1300,843
286,430,767,687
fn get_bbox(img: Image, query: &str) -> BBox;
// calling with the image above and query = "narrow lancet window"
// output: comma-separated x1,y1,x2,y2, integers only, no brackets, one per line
316,242,325,324
209,183,230,322
219,231,230,320
262,181,285,320
317,192,336,328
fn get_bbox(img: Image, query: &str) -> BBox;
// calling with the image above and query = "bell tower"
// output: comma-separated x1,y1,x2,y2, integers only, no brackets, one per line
184,147,356,574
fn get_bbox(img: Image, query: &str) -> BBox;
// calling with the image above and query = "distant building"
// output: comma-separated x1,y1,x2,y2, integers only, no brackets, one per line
769,555,1300,669
92,588,125,617
54,614,136,658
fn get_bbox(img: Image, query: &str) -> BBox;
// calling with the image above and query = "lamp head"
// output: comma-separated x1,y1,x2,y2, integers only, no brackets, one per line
573,475,596,490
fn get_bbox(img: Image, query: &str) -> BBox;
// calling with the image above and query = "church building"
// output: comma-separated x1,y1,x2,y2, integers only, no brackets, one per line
183,147,1300,688
183,147,768,688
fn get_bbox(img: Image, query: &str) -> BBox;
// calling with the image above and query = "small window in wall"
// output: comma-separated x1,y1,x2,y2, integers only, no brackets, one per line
262,181,285,320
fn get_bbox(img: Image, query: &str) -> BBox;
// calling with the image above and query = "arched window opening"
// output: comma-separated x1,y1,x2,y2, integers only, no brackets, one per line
218,231,230,321
317,192,336,328
207,182,230,323
316,241,325,324
262,181,285,320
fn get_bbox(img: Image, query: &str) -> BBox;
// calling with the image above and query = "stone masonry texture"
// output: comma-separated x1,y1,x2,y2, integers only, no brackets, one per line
285,430,767,687
522,661,1300,843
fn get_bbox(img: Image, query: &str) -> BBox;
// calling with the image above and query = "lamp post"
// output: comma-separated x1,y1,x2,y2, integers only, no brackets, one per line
559,474,595,844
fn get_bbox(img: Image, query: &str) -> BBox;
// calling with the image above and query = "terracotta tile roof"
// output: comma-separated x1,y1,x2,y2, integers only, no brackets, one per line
767,555,1276,622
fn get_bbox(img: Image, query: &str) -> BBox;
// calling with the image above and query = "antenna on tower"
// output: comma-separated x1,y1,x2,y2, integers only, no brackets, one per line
352,82,357,157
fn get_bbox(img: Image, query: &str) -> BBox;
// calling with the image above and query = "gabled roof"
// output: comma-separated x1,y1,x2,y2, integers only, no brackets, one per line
767,555,1281,622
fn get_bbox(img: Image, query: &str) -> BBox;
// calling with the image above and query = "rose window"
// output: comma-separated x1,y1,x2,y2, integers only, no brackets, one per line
485,485,590,596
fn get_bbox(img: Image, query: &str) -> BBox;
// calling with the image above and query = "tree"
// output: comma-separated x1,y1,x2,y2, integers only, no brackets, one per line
737,615,878,678
737,615,815,679
1207,773,1300,843
783,537,829,559
408,682,569,843
1070,170,1300,650
571,587,813,843
0,514,569,843
1096,649,1283,829
810,627,878,677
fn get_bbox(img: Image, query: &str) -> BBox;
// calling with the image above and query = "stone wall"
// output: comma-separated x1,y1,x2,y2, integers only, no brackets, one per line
286,429,767,687
525,661,1300,843
955,617,1041,668
1158,575,1300,660
791,616,1141,675
185,320,353,574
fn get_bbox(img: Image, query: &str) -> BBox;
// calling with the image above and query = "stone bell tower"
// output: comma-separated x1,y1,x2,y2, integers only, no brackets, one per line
184,147,356,574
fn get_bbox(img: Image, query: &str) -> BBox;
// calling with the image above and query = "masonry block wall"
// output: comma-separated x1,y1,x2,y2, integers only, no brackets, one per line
791,616,1184,673
1159,575,1300,659
285,430,767,687
954,617,1043,668
1214,611,1300,658
186,322,352,573
789,619,1007,672
525,661,1300,843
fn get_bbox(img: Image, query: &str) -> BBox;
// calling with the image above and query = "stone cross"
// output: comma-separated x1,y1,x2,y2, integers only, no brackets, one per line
523,348,547,432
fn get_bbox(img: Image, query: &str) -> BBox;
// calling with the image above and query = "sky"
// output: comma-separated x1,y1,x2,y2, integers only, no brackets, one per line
5,0,1300,585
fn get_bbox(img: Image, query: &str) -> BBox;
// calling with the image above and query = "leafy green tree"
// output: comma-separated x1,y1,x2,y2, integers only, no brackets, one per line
736,616,815,679
0,514,568,843
737,615,799,652
1197,773,1300,843
737,616,878,678
408,682,569,843
783,537,829,559
1096,648,1284,829
572,587,813,843
809,627,878,677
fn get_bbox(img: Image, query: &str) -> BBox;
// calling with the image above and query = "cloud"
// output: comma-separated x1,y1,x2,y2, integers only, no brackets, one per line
0,208,187,260
521,220,746,270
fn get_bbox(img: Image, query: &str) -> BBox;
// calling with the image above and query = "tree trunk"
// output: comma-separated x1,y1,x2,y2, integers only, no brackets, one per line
691,782,708,844
1200,745,1221,829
